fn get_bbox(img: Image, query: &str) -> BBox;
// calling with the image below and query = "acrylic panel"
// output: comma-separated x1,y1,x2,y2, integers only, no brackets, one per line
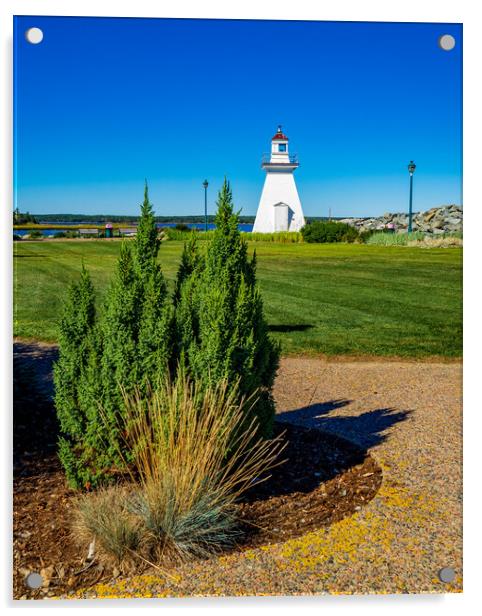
13,16,462,599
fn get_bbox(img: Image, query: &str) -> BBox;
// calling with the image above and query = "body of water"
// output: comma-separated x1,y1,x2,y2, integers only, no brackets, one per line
14,222,254,237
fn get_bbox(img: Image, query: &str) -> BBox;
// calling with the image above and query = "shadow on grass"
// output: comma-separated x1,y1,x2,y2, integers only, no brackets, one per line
13,254,51,258
268,324,314,333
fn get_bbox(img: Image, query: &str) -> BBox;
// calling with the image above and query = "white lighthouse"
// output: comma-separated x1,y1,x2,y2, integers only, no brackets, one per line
252,126,305,233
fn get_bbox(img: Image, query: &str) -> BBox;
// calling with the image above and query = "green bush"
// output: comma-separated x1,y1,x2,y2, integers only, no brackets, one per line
301,221,359,243
174,180,280,439
28,229,43,239
55,180,278,489
54,265,98,488
13,234,22,241
358,229,376,243
55,183,173,489
174,222,190,232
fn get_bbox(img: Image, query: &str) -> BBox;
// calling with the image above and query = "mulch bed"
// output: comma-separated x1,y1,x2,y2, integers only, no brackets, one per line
13,342,382,599
13,423,381,599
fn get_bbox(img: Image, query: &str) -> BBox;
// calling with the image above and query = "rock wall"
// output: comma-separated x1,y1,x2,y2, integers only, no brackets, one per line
339,205,462,234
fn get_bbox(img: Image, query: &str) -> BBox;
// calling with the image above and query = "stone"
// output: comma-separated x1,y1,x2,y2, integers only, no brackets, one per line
40,565,54,588
335,205,461,235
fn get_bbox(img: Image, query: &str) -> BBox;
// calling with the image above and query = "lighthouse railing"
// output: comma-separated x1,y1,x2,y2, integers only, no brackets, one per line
261,153,299,165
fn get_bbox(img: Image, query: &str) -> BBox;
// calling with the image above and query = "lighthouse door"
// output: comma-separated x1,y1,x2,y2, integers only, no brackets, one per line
274,202,289,232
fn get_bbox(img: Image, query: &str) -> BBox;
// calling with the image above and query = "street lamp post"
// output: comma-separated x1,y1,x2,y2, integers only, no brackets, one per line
407,160,416,233
202,179,209,232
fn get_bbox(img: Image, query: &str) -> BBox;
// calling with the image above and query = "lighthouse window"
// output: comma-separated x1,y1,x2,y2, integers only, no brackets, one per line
278,143,286,152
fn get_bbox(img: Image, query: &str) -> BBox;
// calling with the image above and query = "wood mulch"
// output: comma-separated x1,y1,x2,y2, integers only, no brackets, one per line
238,425,381,548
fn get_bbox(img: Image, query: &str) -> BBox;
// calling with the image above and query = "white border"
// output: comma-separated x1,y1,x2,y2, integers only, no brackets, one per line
2,1,480,614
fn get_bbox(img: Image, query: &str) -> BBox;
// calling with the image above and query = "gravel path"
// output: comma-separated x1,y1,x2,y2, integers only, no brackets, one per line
71,356,462,597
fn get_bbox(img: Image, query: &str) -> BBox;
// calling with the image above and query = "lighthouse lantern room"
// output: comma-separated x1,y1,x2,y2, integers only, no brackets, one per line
253,126,305,233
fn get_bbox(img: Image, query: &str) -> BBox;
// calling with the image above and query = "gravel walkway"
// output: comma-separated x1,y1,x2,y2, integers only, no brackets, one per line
72,357,462,598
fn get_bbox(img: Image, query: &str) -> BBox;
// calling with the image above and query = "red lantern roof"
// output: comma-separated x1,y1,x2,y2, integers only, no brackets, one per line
272,125,289,141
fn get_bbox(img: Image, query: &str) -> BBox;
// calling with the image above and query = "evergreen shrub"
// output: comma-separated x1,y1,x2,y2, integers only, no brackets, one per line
301,220,359,243
54,184,173,489
174,222,190,232
174,180,280,438
55,180,278,489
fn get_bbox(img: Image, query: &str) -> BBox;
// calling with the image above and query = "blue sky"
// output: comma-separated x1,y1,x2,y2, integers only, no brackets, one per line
14,17,462,218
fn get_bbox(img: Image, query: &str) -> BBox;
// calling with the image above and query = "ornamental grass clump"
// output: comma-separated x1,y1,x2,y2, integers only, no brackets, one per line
73,374,286,566
365,231,425,246
73,487,142,569
122,374,285,562
243,231,302,243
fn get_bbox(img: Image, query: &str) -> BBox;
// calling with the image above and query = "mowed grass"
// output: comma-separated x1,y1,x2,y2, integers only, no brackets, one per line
13,239,462,358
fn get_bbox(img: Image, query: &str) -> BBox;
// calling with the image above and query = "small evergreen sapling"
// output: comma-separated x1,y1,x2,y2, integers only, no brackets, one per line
135,183,174,386
175,179,280,438
54,265,97,489
54,184,173,488
136,182,161,277
97,184,173,471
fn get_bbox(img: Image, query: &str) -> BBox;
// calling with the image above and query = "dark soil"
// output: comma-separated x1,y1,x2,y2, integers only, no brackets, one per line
13,341,382,599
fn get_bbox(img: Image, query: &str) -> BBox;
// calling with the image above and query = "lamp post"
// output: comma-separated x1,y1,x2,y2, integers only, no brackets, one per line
407,160,416,233
202,179,209,232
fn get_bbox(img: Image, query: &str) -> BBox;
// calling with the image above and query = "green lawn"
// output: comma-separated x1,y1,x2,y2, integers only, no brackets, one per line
13,239,462,358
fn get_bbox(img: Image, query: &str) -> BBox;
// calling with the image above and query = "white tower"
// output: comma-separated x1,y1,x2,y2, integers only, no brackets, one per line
253,126,305,233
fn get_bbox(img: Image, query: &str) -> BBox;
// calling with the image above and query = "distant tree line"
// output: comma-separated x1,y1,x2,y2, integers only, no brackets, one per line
32,213,257,224
28,213,342,224
13,208,38,225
